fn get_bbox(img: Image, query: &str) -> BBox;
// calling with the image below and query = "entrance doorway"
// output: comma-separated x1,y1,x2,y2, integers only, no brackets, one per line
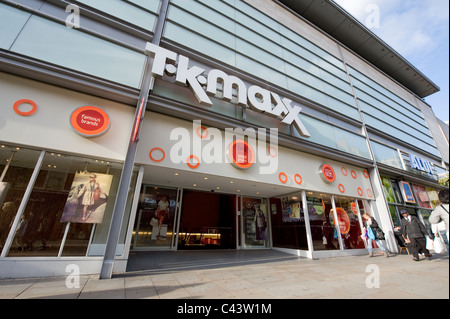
178,190,236,250
131,185,180,251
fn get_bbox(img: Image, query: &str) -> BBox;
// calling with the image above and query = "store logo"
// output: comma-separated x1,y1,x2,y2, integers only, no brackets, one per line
70,106,110,138
228,140,255,170
410,154,433,174
169,121,278,174
319,164,336,183
145,43,311,138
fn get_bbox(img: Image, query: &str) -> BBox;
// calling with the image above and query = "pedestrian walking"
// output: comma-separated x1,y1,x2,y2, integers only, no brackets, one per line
400,210,432,261
362,213,390,258
429,188,449,253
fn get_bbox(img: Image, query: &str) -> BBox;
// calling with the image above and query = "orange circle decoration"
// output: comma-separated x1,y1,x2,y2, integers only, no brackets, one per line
357,187,364,196
13,99,37,116
149,148,165,162
341,167,348,176
279,172,288,184
350,170,357,179
228,140,255,170
319,164,336,183
367,189,373,198
363,170,370,179
294,174,303,185
196,126,209,139
338,184,345,193
187,155,200,169
70,106,110,138
331,207,351,235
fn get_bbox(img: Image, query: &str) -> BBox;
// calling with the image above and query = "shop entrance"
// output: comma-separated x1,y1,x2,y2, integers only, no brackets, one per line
178,190,236,250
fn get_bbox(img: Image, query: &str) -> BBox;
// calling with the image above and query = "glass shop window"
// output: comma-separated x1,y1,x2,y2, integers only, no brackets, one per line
0,145,41,254
6,151,123,257
333,196,365,250
306,192,340,251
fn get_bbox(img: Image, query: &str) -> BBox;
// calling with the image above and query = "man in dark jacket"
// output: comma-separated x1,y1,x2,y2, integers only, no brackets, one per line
401,210,431,261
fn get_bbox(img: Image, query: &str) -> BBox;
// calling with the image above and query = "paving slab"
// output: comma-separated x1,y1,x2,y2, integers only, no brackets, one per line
0,250,448,300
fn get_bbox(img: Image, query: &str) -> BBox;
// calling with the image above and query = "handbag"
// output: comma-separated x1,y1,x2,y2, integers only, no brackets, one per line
367,226,376,240
374,228,385,240
426,236,434,251
94,188,101,200
403,235,411,244
150,217,159,227
433,236,445,254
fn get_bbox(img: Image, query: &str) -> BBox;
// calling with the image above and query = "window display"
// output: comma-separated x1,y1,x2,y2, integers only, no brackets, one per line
333,196,365,250
132,185,178,249
242,197,269,248
0,143,125,257
307,192,340,251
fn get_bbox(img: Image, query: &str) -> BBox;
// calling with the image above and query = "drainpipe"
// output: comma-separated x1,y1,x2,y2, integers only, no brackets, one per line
99,0,171,279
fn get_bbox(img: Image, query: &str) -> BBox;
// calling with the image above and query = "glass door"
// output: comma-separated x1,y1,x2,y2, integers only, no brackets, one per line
240,196,270,249
131,185,180,250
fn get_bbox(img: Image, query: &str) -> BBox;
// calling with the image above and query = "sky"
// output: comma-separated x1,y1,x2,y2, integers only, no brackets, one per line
333,0,449,123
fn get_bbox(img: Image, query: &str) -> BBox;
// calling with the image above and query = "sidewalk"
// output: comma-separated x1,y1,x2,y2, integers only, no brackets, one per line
0,250,448,299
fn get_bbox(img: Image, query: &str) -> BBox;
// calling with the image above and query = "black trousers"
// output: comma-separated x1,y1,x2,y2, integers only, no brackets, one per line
409,237,431,258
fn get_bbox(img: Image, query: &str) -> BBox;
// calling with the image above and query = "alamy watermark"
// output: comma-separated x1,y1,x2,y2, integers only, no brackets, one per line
169,120,279,175
365,4,381,29
365,264,380,289
66,264,80,289
65,4,80,29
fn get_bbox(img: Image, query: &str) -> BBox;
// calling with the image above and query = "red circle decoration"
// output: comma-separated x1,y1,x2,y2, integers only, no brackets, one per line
279,172,288,184
229,140,255,169
341,167,348,176
13,99,37,116
294,174,302,185
363,170,370,179
367,189,373,198
320,164,336,183
149,147,165,162
357,187,364,196
268,146,278,158
338,184,345,193
70,106,110,137
351,170,357,179
187,155,200,169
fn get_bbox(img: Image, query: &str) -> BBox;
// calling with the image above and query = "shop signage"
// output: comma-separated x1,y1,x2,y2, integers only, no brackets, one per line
319,164,336,183
228,140,255,170
145,43,311,138
70,106,110,138
409,154,433,174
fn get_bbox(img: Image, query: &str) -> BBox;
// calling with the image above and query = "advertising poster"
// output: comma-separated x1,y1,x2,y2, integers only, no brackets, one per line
400,181,416,204
0,182,10,207
60,172,113,224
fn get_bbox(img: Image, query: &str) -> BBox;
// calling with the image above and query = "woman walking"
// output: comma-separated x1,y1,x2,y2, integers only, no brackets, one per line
362,213,390,258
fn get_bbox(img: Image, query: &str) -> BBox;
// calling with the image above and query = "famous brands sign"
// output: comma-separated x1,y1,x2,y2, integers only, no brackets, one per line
145,43,311,138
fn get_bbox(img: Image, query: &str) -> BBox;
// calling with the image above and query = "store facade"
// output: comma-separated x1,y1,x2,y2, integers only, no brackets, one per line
0,0,447,278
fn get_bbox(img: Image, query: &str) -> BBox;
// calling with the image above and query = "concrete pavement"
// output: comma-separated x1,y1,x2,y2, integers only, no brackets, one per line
0,250,448,299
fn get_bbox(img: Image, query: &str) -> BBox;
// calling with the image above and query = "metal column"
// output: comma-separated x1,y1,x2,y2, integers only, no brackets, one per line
99,0,171,279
